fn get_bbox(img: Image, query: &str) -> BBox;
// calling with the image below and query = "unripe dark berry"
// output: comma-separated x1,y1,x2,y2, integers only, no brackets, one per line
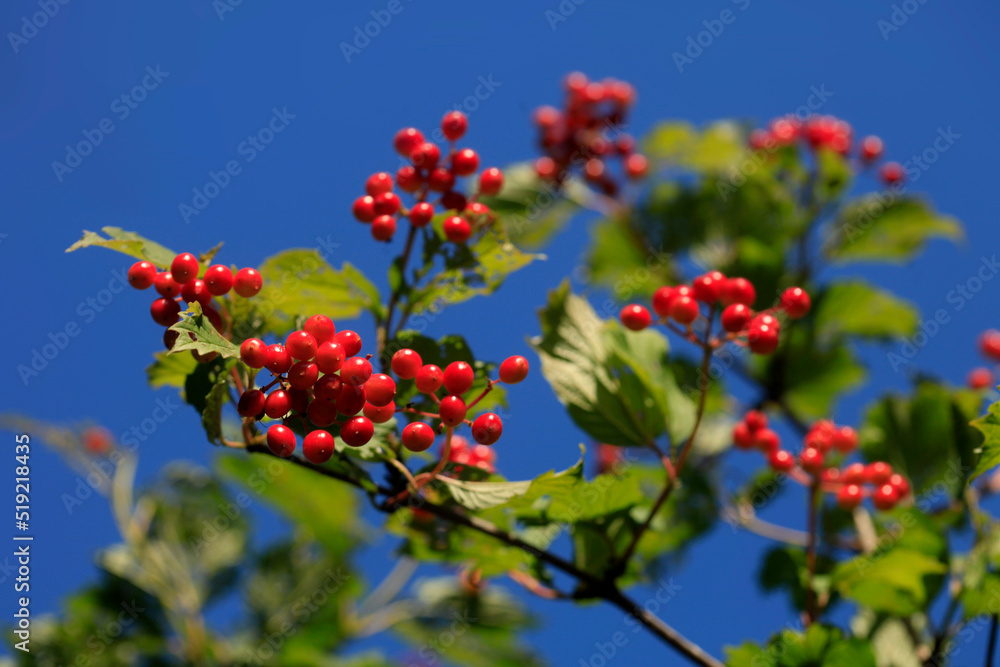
128,261,157,290
303,430,335,463
267,424,296,457
440,190,467,212
171,253,200,284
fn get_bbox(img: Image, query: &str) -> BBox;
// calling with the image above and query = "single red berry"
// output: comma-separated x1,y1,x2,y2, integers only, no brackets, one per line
181,279,212,307
441,111,468,141
170,253,200,284
888,473,910,497
391,349,423,379
353,195,377,222
396,165,422,192
479,167,504,195
264,390,292,419
410,142,441,168
415,364,444,394
314,375,343,401
267,424,296,457
82,427,113,455
805,428,834,453
265,344,292,374
443,216,472,243
439,395,467,427
440,190,467,211
154,272,182,298
402,422,435,452
409,202,435,227
151,298,181,326
747,323,779,355
315,341,347,374
753,428,780,452
364,373,396,406
769,450,796,472
669,295,699,325
240,338,268,368
833,426,858,452
968,367,994,389
583,158,605,181
365,172,393,196
364,401,396,424
860,135,884,162
303,315,336,345
866,462,893,485
234,268,262,297
451,148,479,176
466,201,492,219
499,356,529,384
842,463,867,484
837,484,864,510
979,330,1000,362
620,304,652,331
873,483,900,511
341,416,375,447
307,398,337,427
535,156,558,180
822,468,841,483
203,265,234,296
749,129,772,151
428,167,456,192
237,389,265,417
472,413,503,445
303,430,335,463
744,410,767,432
651,287,675,317
732,422,754,449
624,153,649,180
781,287,811,319
880,161,905,186
128,261,157,290
287,361,319,390
335,384,367,416
372,215,397,241
442,361,475,395
721,304,752,333
721,277,756,306
692,272,725,303
342,357,373,386
334,330,362,357
374,192,401,216
163,328,179,350
799,447,824,473
394,127,425,156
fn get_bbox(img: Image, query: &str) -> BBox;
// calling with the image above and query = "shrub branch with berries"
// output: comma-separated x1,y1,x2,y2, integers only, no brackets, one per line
55,74,1000,667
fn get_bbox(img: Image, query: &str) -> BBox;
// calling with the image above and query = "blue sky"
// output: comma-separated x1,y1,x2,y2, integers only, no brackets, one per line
3,0,1000,663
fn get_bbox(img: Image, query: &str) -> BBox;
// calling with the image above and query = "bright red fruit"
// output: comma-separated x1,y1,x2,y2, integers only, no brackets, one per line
340,416,374,447
888,473,910,497
240,338,267,368
314,375,343,401
451,148,479,176
181,279,212,307
402,422,435,452
860,135,883,162
287,361,319,390
669,296,699,324
203,265,234,296
342,357,373,386
335,330,363,357
769,450,795,472
415,365,444,394
748,323,779,355
441,111,468,141
832,426,858,452
624,153,649,179
733,423,754,449
721,277,756,306
880,161,905,186
364,401,396,424
980,330,1000,362
443,216,472,243
285,331,318,361
409,202,435,227
353,195,377,222
499,356,529,384
968,368,994,390
303,430,335,463
651,287,675,317
842,463,867,484
364,373,396,406
866,462,893,485
372,215,397,241
837,484,863,510
234,268,263,297
391,349,423,379
472,413,503,445
237,389,265,417
374,192,401,216
692,272,725,303
479,167,504,195
335,385,367,416
394,127,425,156
799,447,824,473
620,304,652,331
410,142,441,168
170,253,200,284
315,341,346,374
128,261,157,289
396,165,422,192
721,304,752,333
303,315,336,344
307,398,337,427
439,395,468,427
873,483,900,510
154,272,182,298
781,287,811,319
267,425,296,457
443,361,475,395
151,298,181,326
753,428,780,452
744,410,767,431
428,167,456,192
264,344,292,374
365,172,393,196
264,390,291,419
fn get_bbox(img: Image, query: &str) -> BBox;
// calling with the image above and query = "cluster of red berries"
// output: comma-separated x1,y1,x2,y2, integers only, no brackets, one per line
748,115,904,188
237,315,529,464
618,272,811,355
351,111,504,244
967,329,1000,390
733,411,910,511
532,72,648,197
446,435,497,475
127,253,263,356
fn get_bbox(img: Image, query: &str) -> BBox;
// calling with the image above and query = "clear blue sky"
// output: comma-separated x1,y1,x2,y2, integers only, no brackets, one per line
3,0,1000,663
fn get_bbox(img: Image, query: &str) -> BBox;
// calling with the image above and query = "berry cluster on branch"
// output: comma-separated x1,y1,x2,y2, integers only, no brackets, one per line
968,329,1000,389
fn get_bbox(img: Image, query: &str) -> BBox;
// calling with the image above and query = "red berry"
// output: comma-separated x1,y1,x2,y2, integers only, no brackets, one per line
620,304,652,331
721,277,756,306
428,167,456,192
833,426,858,452
669,295,699,324
980,330,1000,362
968,367,994,389
171,253,200,284
866,462,893,485
364,373,396,406
651,287,675,317
237,389,265,417
721,304,752,333
781,287,811,319
409,202,435,227
264,390,292,419
747,323,779,355
410,142,441,168
341,416,374,447
769,450,795,472
822,468,841,483
583,158,605,181
469,444,497,473
265,344,292,374
234,268,262,297
284,331,317,361
692,272,725,303
402,422,435,452
154,272,182,298
151,298,181,326
287,361,319,390
439,395,467,427
314,375,343,401
372,215,397,241
749,129,772,151
842,463,866,484
732,422,754,449
315,341,346,374
303,430,335,463
391,349,423,379
181,279,212,307
364,401,396,424
499,356,529,384
451,148,479,176
353,195,377,222
303,315,335,345
873,483,900,511
479,167,504,195
267,424,296,457
888,473,910,497
441,111,468,141
753,428,780,452
443,216,472,243
805,428,834,453
342,357,373,386
240,338,268,368
335,384,367,416
860,135,883,162
880,162,905,186
396,165,422,192
472,413,503,445
289,388,309,413
443,361,475,395
335,330,362,357
441,190,467,212
203,265,234,296
535,156,558,180
837,484,863,510
128,261,157,290
374,192,401,216
744,410,768,432
365,172,393,196
624,153,649,180
415,364,444,394
799,447,824,473
307,398,337,427
394,127,425,156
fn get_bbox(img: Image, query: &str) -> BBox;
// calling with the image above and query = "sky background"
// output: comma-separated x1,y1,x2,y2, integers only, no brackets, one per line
2,0,1000,663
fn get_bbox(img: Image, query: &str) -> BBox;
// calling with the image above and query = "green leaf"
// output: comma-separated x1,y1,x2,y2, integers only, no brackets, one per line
727,625,875,667
815,280,919,340
644,121,745,173
200,376,229,445
759,546,835,612
586,216,676,300
832,548,947,616
437,477,534,511
146,350,198,389
256,250,382,330
825,196,963,264
183,356,236,415
961,572,1000,617
66,226,178,268
971,399,1000,483
168,304,240,359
